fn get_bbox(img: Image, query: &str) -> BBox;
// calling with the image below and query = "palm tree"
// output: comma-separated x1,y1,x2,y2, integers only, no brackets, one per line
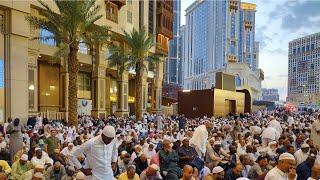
108,42,127,112
26,0,109,125
108,28,159,120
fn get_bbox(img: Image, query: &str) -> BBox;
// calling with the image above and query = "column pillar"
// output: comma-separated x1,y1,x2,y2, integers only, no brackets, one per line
4,8,29,122
142,75,148,114
92,45,107,119
115,72,129,117
59,60,68,121
151,59,164,113
105,76,111,115
28,52,39,113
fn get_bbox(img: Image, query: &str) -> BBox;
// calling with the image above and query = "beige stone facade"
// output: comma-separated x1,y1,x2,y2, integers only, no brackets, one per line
0,0,171,123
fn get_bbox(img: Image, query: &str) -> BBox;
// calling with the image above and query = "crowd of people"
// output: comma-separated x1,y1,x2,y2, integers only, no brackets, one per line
0,108,320,180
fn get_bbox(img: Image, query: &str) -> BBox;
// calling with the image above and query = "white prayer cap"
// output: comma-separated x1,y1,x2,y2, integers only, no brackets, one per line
236,178,250,180
183,137,189,141
121,151,128,156
301,143,310,148
268,141,277,146
212,166,224,174
128,164,136,169
102,125,116,138
150,164,160,171
33,172,44,179
76,171,85,179
35,147,41,151
214,141,222,145
20,154,28,161
279,153,296,161
35,164,45,169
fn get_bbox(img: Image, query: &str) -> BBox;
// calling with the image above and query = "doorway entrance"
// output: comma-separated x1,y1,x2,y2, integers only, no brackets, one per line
225,99,236,114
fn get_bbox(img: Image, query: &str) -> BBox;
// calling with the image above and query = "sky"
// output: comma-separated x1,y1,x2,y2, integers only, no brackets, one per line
180,0,320,101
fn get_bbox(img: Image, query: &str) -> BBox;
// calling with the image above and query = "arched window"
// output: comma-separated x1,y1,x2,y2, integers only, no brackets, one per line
236,75,241,86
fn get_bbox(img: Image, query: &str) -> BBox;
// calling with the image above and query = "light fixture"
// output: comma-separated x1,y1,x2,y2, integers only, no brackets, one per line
49,85,55,90
45,92,50,96
28,84,35,90
182,89,191,92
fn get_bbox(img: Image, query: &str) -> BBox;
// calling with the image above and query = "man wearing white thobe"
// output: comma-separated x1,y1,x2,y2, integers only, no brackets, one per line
155,115,164,130
190,122,213,158
70,126,118,180
268,118,283,135
265,153,297,180
261,126,280,147
294,143,309,165
311,115,320,149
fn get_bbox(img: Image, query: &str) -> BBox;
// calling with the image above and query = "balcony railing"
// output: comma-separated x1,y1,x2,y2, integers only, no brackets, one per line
157,26,173,40
29,111,66,121
244,21,253,29
229,1,239,10
109,0,126,9
227,54,238,63
106,11,118,23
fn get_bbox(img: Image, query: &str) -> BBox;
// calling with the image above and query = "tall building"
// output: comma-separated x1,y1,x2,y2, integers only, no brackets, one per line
262,88,279,102
0,0,173,123
164,0,181,84
183,0,263,99
288,32,320,104
162,0,182,100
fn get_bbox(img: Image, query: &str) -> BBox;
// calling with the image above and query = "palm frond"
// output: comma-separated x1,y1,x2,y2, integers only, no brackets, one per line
108,43,128,76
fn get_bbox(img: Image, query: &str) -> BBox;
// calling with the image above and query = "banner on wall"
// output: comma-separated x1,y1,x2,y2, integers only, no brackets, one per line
77,99,92,116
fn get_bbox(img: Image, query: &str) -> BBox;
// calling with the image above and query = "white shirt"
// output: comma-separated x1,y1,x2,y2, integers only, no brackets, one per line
250,126,262,135
268,120,283,135
261,127,279,141
288,116,294,126
0,141,6,150
31,155,53,167
177,132,185,141
144,149,156,160
190,125,208,155
61,147,74,157
70,135,118,180
307,177,317,180
294,149,308,165
265,166,297,180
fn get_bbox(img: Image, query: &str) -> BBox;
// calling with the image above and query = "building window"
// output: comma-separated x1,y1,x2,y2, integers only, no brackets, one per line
78,42,89,54
28,69,35,109
40,28,56,46
77,72,91,99
127,10,132,23
236,75,241,86
106,2,118,23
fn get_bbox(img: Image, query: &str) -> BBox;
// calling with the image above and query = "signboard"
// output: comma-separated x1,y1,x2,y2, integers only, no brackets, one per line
77,99,92,116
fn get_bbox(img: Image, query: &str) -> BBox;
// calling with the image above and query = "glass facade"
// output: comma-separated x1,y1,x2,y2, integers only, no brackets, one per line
184,0,259,91
165,0,181,84
77,72,91,99
288,33,320,101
